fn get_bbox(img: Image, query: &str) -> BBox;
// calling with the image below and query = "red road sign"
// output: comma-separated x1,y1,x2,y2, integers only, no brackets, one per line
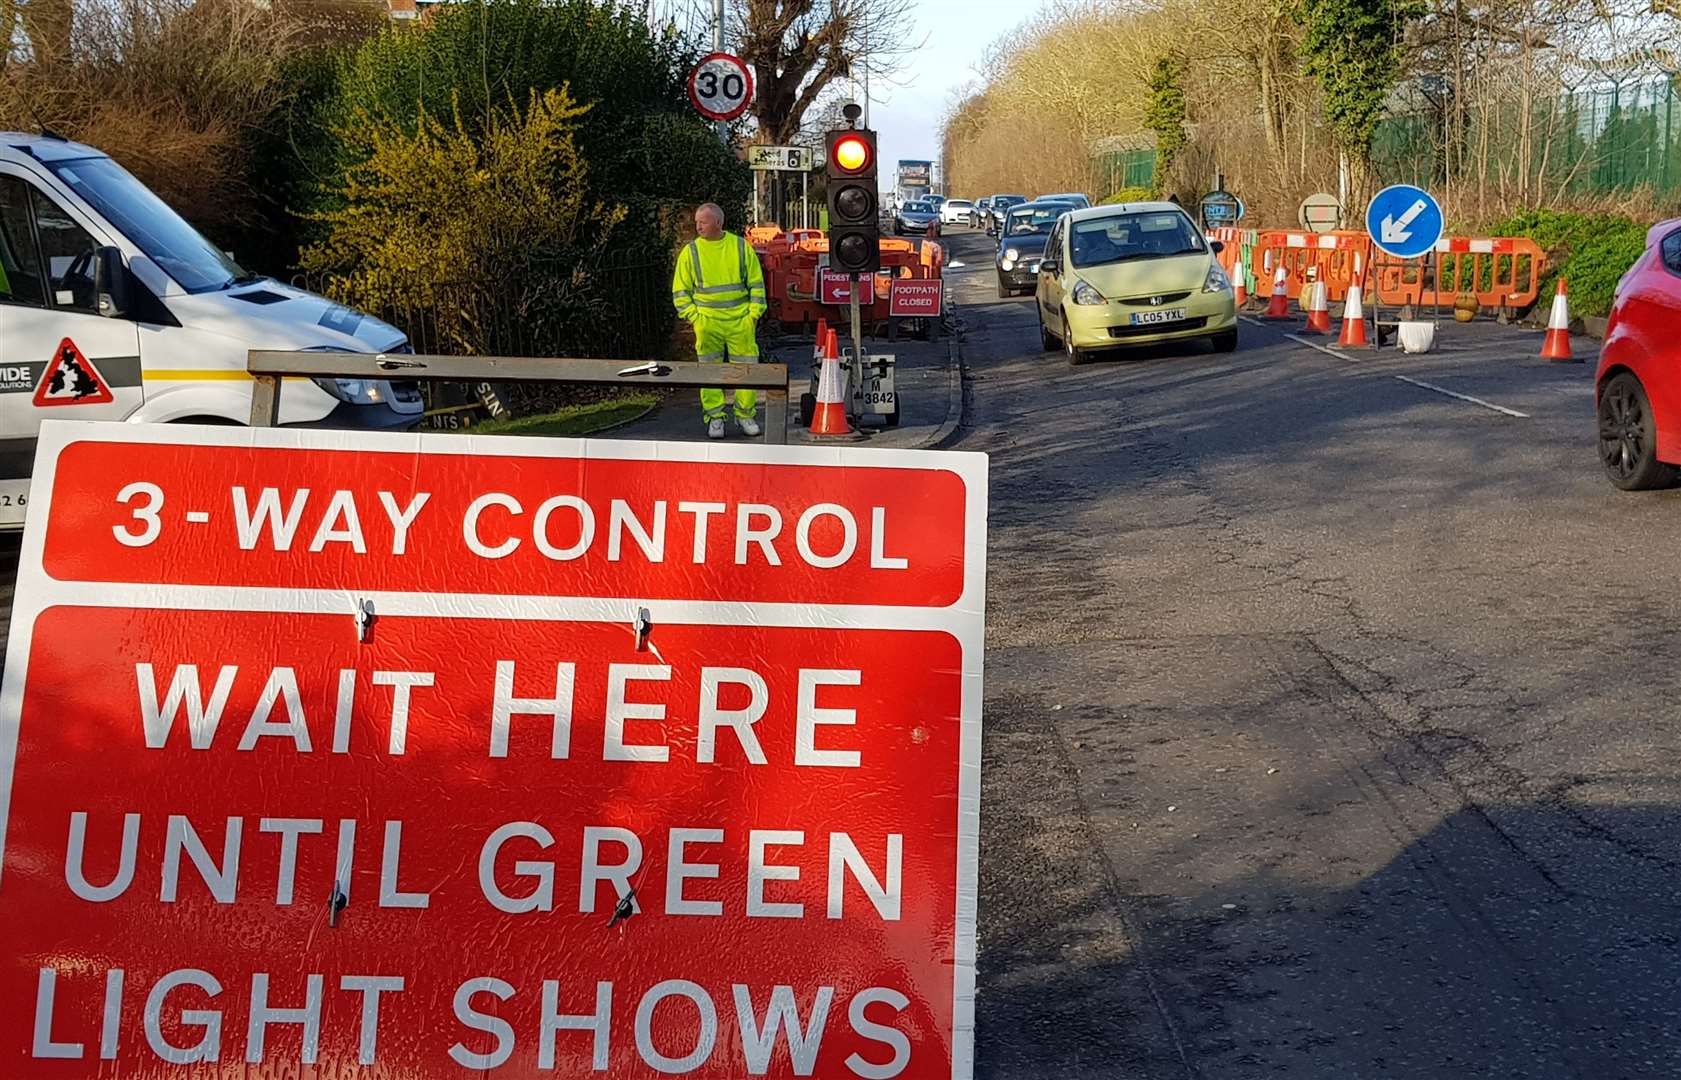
818,269,875,306
889,280,942,318
1,422,988,1078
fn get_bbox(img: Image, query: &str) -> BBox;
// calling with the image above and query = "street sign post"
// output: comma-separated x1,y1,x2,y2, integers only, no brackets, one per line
747,145,810,172
1298,192,1342,234
686,52,753,122
1365,184,1443,260
0,422,987,1078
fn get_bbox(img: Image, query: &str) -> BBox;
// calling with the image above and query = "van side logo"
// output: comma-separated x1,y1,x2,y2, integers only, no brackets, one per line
34,339,114,407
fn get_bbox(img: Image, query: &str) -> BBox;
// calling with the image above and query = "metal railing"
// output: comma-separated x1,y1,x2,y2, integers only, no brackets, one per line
247,351,790,444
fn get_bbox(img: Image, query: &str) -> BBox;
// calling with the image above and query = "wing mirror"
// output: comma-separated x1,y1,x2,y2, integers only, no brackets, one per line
92,246,132,319
1210,240,1225,254
1040,258,1060,276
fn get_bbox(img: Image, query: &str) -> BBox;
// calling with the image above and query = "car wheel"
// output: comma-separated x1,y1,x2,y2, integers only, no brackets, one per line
1039,307,1059,352
1063,311,1088,366
1598,372,1677,490
1212,329,1238,353
997,275,1012,299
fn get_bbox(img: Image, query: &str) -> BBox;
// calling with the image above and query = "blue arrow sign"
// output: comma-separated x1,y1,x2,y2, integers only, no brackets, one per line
1365,184,1443,259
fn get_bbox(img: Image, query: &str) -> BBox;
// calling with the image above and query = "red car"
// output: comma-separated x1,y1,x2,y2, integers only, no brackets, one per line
1598,217,1681,489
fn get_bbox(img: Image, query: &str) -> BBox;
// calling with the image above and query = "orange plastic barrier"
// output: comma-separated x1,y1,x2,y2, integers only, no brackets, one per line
1371,237,1546,313
1249,230,1374,305
754,228,942,329
1246,230,1548,315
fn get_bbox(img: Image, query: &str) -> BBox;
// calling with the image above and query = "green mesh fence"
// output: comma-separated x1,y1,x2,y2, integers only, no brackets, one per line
1373,78,1681,198
1092,149,1156,198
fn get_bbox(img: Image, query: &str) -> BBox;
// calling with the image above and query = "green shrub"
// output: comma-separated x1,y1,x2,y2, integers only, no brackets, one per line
1490,208,1648,318
1101,186,1154,204
306,0,748,244
300,86,626,361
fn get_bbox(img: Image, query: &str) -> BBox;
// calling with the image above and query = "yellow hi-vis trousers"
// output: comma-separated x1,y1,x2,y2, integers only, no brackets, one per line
695,315,759,422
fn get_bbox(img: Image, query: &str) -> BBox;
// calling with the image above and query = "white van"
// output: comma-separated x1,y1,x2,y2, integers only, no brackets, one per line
0,132,423,528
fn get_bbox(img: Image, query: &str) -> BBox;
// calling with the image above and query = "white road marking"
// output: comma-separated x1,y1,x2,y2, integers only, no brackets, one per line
1269,325,1532,418
1238,315,1269,327
949,261,967,269
1392,375,1529,418
1285,333,1359,362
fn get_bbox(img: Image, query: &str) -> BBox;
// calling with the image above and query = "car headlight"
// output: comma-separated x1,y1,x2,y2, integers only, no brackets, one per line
1071,280,1106,305
1005,247,1020,261
312,377,386,405
299,345,390,405
1203,263,1232,294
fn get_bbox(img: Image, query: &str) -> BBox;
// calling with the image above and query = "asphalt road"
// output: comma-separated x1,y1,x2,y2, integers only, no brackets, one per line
942,227,1681,1079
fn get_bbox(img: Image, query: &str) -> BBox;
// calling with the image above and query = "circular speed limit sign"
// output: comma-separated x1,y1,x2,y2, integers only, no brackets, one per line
688,52,753,122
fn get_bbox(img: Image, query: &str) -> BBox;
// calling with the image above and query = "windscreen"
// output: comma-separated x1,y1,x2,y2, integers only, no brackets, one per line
1070,210,1204,268
1005,205,1070,236
904,202,934,213
45,155,245,293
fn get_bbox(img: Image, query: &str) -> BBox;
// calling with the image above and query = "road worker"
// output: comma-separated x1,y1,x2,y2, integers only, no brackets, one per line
671,203,768,438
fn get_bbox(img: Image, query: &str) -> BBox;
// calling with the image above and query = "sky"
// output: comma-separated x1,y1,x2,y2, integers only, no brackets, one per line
846,0,1049,189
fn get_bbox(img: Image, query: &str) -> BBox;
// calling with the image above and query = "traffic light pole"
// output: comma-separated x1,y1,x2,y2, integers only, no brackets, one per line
849,273,864,388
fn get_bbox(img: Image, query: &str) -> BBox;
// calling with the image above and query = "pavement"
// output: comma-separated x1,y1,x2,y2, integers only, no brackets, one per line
926,225,1681,1079
600,319,962,448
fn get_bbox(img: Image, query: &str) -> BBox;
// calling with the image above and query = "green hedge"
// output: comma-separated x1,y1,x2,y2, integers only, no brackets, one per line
1101,186,1154,205
1489,209,1648,318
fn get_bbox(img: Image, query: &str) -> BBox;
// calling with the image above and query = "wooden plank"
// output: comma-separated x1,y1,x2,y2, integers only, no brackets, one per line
763,389,788,445
248,374,282,427
247,352,788,391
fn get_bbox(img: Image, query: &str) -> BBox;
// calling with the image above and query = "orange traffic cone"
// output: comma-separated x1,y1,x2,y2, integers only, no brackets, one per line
1540,278,1576,361
1304,280,1332,333
1263,264,1291,319
1338,280,1370,347
1231,262,1249,308
809,332,852,436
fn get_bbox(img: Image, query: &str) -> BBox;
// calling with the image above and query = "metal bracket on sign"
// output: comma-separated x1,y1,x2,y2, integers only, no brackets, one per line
633,607,652,651
328,885,349,928
354,598,376,643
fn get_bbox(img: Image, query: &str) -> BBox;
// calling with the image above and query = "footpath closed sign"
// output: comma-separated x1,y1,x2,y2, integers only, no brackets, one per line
889,280,942,318
0,422,987,1077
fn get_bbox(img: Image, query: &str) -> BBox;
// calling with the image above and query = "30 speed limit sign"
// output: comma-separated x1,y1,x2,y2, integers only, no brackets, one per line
688,51,753,122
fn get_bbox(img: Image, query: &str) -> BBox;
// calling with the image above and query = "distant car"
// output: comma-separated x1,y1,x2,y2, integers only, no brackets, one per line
940,199,975,226
996,200,1078,297
987,194,1026,236
972,197,992,227
894,200,939,235
927,194,946,211
1597,218,1681,489
1036,202,1237,364
1037,192,1091,209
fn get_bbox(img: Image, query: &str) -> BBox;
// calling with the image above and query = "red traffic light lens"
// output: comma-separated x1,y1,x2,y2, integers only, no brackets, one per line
833,135,871,173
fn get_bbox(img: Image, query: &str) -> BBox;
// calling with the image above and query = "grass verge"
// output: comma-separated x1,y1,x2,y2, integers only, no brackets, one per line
474,393,658,437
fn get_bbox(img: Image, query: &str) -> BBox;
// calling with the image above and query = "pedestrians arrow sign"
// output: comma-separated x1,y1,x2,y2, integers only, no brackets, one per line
1365,184,1443,259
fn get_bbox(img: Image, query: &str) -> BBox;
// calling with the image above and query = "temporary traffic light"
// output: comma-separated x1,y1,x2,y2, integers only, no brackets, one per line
825,127,880,275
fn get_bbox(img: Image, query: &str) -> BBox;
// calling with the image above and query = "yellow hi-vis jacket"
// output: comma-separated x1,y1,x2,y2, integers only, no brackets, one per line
672,232,767,325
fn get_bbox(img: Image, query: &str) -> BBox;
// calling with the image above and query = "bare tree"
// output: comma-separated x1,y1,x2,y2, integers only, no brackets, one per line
735,0,918,144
